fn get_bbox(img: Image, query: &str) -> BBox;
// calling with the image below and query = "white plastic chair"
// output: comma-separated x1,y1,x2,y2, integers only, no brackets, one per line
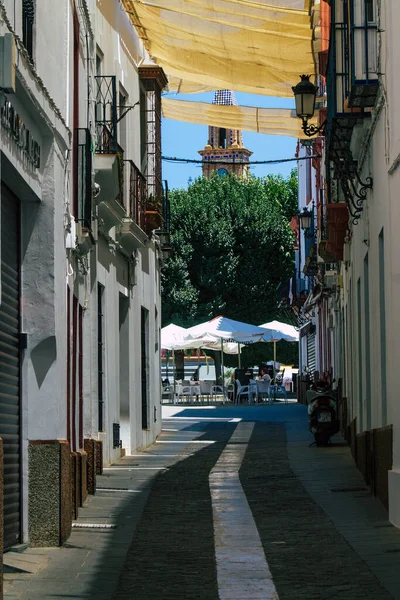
200,380,213,404
235,379,254,405
190,382,202,403
162,383,174,404
225,379,235,403
256,379,271,404
271,373,288,403
175,380,193,404
211,383,225,403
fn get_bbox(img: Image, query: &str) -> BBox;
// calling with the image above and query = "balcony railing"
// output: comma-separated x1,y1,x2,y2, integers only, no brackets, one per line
324,0,376,223
125,159,146,230
75,128,92,229
95,75,118,154
161,180,170,232
328,0,378,116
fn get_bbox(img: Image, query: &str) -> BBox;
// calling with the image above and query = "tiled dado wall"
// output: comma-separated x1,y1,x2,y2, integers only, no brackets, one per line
348,419,393,510
1,438,3,600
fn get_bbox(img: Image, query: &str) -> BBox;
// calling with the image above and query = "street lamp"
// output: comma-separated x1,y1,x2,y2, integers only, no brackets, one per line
299,206,315,239
292,75,326,137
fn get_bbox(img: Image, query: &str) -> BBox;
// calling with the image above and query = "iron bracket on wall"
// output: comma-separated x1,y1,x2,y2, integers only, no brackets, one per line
329,131,373,225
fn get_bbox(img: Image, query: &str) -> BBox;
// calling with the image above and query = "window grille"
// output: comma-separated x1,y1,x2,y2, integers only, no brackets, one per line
22,0,35,61
94,76,118,154
75,128,92,228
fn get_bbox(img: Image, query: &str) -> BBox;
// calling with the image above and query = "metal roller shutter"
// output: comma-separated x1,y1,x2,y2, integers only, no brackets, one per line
0,184,21,549
307,333,316,375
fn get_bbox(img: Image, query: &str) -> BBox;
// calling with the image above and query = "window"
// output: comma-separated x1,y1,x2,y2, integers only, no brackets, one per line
366,0,375,23
218,128,227,149
22,0,35,61
96,50,103,77
118,87,128,152
139,67,167,203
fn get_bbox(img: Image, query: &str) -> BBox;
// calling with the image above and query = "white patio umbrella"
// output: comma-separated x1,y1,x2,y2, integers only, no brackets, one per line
161,323,189,387
161,323,188,350
185,316,267,375
259,320,299,383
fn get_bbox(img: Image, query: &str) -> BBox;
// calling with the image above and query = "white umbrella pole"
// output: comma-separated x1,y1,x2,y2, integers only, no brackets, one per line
273,341,276,382
238,343,241,368
173,350,176,401
221,338,224,387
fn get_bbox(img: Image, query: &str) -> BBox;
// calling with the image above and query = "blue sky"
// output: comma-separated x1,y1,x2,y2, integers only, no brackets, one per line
162,91,298,190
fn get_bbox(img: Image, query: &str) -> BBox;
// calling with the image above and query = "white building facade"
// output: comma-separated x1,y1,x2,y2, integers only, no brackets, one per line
0,0,166,553
294,0,400,524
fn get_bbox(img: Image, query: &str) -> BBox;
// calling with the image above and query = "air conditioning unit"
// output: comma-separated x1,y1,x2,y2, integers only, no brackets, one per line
324,270,338,290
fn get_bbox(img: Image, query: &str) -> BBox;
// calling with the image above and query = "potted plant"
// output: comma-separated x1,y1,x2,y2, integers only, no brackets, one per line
145,194,163,231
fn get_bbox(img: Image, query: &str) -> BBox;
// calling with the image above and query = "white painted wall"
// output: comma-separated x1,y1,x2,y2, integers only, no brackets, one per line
0,0,161,548
70,0,163,465
332,0,400,527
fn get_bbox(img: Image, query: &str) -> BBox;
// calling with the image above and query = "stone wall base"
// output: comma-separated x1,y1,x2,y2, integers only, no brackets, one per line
95,439,103,475
84,439,96,495
28,440,71,546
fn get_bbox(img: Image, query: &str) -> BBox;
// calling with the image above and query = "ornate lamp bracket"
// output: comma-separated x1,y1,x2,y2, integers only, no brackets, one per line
331,142,373,225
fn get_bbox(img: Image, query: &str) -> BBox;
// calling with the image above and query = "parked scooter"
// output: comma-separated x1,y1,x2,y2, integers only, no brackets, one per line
307,380,340,446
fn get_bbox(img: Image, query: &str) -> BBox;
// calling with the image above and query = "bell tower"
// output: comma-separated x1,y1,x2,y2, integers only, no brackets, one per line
199,90,252,178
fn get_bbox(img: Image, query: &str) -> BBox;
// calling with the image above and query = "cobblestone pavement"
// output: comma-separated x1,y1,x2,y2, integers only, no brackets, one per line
112,421,235,600
240,422,393,600
4,403,400,599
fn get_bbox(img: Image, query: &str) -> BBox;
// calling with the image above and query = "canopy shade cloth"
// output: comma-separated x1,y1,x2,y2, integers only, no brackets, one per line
162,98,320,139
122,0,316,97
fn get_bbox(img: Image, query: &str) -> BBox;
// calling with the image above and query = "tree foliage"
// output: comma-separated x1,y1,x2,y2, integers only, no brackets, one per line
162,170,297,328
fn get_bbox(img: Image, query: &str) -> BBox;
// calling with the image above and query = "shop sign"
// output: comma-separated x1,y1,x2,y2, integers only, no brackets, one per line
1,98,41,168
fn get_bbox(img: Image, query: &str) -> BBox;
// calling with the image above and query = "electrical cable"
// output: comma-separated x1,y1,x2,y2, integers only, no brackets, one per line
162,155,321,166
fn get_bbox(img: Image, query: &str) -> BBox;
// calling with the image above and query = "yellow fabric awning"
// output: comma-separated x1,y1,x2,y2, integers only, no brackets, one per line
123,0,316,97
162,97,320,139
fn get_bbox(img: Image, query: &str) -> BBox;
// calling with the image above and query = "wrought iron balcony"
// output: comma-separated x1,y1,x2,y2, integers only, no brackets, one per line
117,160,148,254
324,0,377,225
155,181,171,248
125,159,147,229
95,75,118,154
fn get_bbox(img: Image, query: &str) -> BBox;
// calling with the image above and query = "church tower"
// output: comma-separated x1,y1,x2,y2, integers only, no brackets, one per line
199,90,252,178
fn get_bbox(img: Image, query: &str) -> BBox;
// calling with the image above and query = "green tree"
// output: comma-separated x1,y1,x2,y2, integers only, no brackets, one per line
162,171,297,328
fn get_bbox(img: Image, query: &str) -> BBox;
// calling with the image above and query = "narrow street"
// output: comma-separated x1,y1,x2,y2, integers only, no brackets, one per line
4,403,400,600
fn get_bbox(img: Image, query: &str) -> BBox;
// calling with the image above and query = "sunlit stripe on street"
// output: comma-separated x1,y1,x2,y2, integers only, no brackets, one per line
210,422,279,600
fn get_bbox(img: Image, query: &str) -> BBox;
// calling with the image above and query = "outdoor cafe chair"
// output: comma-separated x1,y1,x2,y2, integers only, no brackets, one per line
162,382,174,404
199,380,213,404
271,371,288,403
225,379,235,402
211,383,226,403
175,381,193,404
235,379,255,405
256,379,271,404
